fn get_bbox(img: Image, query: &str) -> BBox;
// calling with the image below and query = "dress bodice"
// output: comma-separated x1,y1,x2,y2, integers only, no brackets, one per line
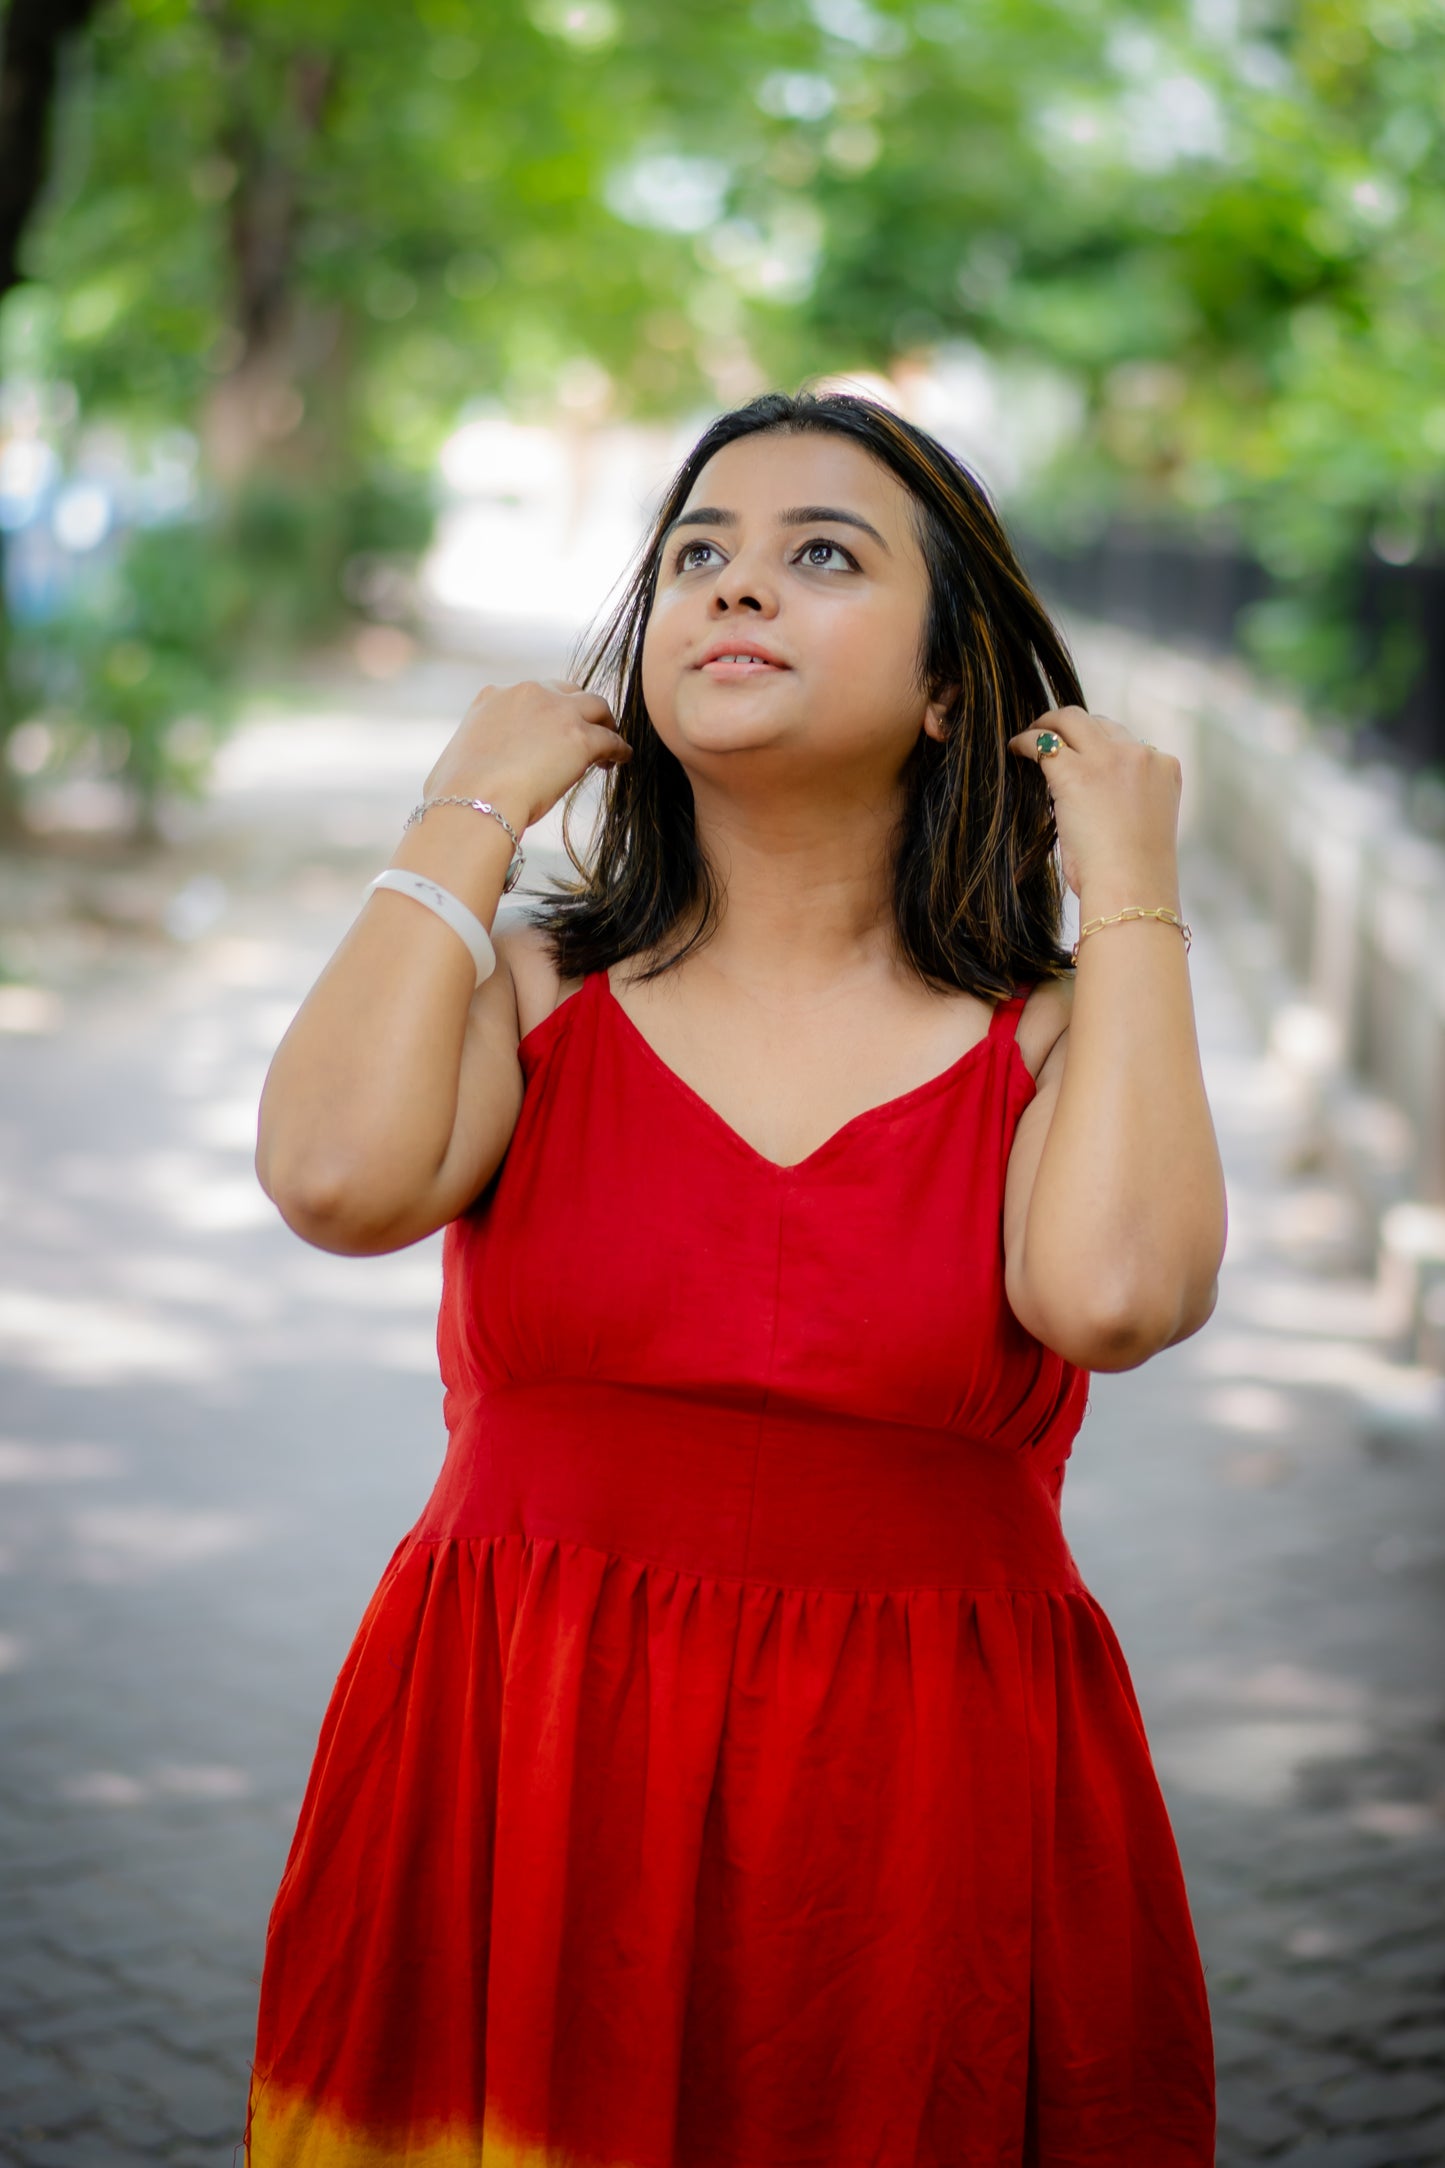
436,970,1088,1500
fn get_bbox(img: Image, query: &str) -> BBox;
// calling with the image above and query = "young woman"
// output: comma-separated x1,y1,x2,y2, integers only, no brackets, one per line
246,389,1226,2167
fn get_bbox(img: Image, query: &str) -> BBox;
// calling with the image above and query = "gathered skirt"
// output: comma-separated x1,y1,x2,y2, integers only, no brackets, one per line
246,1382,1216,2167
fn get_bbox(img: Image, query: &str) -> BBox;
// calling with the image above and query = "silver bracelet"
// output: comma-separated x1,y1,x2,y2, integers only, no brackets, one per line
404,796,525,893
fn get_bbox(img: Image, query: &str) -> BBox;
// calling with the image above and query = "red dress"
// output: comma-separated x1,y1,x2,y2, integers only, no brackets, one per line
247,970,1216,2168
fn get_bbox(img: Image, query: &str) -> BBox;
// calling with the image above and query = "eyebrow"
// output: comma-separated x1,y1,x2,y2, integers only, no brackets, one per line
661,503,890,553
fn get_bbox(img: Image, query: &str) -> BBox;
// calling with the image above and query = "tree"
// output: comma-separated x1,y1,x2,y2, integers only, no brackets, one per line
756,0,1443,721
0,0,106,831
3,0,1440,826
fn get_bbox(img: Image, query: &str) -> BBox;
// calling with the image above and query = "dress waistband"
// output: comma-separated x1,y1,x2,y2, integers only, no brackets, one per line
416,1381,1082,1595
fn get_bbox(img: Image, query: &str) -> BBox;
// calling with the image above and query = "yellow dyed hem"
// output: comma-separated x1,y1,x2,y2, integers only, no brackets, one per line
245,2076,630,2168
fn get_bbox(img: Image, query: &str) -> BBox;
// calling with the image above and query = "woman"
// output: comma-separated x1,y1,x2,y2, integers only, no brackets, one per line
247,389,1226,2167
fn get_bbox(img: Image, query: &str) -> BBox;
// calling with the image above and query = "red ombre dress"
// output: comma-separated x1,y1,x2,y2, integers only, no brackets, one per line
246,971,1215,2168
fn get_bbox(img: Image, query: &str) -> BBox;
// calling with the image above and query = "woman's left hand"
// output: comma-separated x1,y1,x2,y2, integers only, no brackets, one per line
1001,705,1224,1373
1007,705,1182,912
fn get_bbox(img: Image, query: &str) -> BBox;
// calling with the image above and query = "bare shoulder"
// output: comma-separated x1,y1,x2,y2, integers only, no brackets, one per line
1016,972,1074,1082
491,906,583,1041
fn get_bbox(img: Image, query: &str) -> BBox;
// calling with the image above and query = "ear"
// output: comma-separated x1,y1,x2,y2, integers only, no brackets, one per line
921,687,957,743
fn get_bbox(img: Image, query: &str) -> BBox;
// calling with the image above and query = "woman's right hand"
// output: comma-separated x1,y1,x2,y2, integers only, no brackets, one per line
259,676,632,1257
422,678,632,833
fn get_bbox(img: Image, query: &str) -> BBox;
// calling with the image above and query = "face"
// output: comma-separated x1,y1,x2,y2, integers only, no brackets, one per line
640,430,949,798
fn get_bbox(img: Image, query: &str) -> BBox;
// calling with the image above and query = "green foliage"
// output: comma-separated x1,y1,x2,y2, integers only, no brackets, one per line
1,0,1439,814
773,0,1442,730
7,462,435,822
217,467,433,650
1239,579,1427,729
13,518,243,818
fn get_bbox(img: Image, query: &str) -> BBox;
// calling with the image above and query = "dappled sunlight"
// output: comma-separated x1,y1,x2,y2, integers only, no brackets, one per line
1194,1051,1301,1132
56,1770,149,1807
1217,1181,1370,1279
149,1761,252,1798
0,1286,221,1384
1148,1658,1438,1818
154,1014,239,1095
1201,1383,1298,1433
155,1005,297,1105
1219,1274,1393,1340
362,1326,446,1374
136,1164,271,1233
425,416,683,639
202,934,294,989
0,985,65,1035
185,1096,264,1153
1154,1718,1372,1808
1352,1800,1442,1839
1194,1329,1444,1414
1168,1659,1372,1716
56,1763,252,1806
109,1249,278,1322
1150,1665,1372,1807
0,1189,90,1247
65,1504,264,1580
274,1246,443,1310
1195,1020,1429,1427
210,711,442,795
0,1231,449,1387
1259,1188,1365,1257
0,1439,124,1482
1216,1445,1295,1490
52,1147,272,1232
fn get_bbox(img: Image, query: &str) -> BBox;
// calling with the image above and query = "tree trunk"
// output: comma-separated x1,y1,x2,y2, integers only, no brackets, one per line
0,0,104,295
196,14,341,484
0,529,21,841
0,0,107,837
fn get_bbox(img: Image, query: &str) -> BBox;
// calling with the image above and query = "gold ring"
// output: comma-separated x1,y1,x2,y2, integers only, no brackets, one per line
1035,730,1064,758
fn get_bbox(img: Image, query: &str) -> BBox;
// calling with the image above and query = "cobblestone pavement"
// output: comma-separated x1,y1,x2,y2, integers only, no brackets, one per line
0,653,1442,2167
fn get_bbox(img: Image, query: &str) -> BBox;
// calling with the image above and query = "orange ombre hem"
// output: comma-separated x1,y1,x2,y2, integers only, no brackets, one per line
246,2077,621,2168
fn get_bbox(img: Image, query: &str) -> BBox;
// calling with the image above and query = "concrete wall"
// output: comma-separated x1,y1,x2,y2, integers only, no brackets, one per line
1068,618,1445,1363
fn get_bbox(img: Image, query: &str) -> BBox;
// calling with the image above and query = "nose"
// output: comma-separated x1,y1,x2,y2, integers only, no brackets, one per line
709,540,778,617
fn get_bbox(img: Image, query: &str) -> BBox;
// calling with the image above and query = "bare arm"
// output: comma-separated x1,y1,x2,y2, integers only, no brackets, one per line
1001,710,1227,1372
254,679,630,1255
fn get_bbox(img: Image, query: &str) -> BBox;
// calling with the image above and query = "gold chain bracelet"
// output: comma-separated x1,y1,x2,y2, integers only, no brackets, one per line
1071,905,1192,964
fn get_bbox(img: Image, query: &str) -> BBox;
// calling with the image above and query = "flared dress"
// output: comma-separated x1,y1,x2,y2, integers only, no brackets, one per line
246,969,1216,2168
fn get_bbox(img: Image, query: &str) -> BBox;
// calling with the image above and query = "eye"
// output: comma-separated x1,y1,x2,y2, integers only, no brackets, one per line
674,539,721,572
794,537,858,571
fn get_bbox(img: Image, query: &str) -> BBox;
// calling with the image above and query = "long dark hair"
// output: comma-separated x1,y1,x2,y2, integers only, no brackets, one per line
534,388,1082,997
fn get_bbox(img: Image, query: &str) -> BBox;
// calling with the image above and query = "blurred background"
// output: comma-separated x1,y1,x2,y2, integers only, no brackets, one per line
1,4,1444,2166
1,0,1443,829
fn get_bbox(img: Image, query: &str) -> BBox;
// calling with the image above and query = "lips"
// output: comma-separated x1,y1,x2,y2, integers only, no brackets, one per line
694,640,789,675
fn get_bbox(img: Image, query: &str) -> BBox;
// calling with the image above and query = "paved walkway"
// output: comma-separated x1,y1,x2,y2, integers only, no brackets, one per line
0,653,1442,2167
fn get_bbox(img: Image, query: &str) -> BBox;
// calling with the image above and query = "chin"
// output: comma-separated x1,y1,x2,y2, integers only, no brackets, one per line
671,722,791,760
656,695,797,760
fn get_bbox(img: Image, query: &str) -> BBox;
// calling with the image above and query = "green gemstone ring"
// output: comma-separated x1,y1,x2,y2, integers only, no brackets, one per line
1035,729,1065,758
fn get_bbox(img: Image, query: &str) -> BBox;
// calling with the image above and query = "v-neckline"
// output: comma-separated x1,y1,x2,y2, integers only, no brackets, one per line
597,969,1029,1176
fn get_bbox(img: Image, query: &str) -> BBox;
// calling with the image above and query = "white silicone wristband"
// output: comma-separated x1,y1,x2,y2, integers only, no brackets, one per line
365,868,497,987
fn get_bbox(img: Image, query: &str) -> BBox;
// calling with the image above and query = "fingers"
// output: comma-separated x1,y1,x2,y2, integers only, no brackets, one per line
522,678,627,757
574,697,630,758
589,728,633,766
574,696,632,765
1006,707,1155,765
1007,714,1079,766
539,679,617,731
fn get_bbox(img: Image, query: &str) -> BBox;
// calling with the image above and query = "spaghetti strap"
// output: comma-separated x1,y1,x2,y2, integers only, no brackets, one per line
986,981,1032,1043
